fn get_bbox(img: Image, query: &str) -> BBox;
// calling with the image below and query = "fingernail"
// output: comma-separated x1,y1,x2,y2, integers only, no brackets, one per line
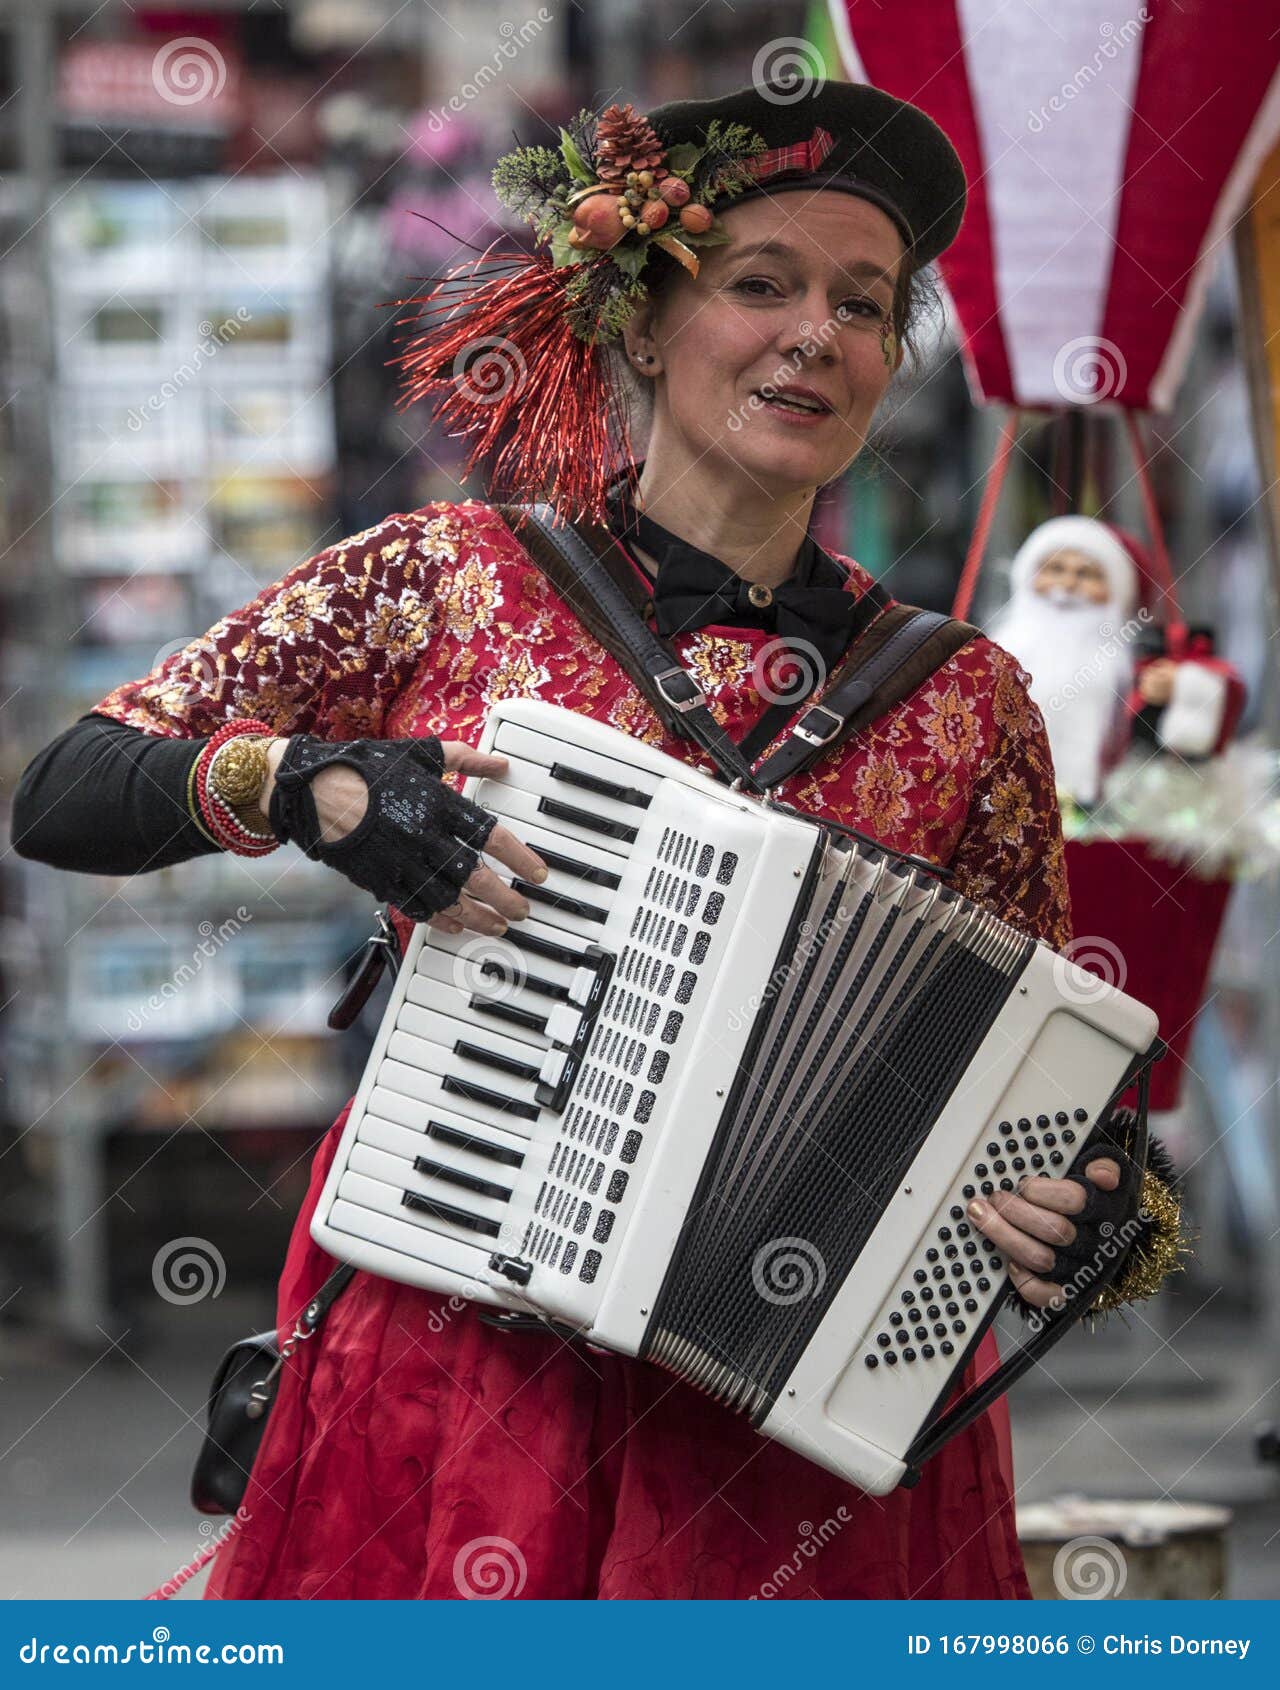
532,863,549,883
968,1199,987,1221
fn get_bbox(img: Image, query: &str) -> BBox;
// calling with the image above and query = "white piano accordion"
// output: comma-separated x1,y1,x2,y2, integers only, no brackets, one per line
312,698,1160,1493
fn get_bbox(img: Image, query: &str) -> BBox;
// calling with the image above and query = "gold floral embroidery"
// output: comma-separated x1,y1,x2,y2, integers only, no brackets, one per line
365,589,437,661
984,771,1035,845
991,659,1033,738
480,646,551,702
328,694,385,738
686,634,752,693
258,576,333,644
850,752,915,835
89,503,1072,953
441,558,501,639
919,682,982,764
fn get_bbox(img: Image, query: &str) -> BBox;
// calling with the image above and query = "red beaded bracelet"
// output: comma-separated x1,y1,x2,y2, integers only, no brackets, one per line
192,718,281,857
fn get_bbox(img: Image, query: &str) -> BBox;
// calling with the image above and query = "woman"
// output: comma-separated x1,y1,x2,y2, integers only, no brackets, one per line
13,79,1179,1599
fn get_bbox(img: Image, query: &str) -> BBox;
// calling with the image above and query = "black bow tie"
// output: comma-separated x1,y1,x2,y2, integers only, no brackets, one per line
607,499,865,677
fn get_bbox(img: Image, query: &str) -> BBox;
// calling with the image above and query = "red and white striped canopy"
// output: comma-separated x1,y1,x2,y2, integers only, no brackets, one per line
828,0,1280,411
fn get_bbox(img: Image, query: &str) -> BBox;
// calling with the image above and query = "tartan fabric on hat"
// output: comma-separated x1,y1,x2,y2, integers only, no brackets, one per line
648,79,967,265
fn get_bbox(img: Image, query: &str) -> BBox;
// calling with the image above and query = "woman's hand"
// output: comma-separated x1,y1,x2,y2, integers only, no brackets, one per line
262,735,546,932
420,745,547,939
966,1158,1121,1310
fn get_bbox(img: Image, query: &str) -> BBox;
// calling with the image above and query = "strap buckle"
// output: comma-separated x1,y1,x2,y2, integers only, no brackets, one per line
791,703,844,747
653,666,708,716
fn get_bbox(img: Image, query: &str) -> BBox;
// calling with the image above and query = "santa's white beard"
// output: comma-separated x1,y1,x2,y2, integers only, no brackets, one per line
988,590,1135,804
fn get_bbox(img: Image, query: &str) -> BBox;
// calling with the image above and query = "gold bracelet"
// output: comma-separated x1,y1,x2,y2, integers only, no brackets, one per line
208,734,276,839
186,745,224,848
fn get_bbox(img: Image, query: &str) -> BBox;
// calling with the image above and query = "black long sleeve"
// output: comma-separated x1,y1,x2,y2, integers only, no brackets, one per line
10,713,225,875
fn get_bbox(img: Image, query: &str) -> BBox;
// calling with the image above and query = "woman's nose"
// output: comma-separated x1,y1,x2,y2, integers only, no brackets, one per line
779,299,836,362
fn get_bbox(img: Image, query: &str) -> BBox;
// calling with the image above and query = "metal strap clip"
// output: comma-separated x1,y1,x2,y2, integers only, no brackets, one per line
653,666,708,715
791,703,845,748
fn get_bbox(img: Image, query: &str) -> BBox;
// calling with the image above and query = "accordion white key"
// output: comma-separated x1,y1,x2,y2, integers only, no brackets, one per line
312,698,1160,1494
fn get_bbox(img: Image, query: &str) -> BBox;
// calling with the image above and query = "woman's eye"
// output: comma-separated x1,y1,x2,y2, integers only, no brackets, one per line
732,276,782,298
838,297,886,322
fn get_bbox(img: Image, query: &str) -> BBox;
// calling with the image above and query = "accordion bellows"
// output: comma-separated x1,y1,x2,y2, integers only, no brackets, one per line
311,699,1159,1493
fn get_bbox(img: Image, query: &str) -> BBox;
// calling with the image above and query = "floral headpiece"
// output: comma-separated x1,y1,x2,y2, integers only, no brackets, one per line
389,76,968,526
389,103,766,525
495,104,766,341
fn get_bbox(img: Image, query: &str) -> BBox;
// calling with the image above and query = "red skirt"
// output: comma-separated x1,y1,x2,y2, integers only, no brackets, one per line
204,1102,1031,1600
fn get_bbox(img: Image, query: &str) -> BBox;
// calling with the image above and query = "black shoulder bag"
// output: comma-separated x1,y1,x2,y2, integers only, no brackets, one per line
191,504,978,1515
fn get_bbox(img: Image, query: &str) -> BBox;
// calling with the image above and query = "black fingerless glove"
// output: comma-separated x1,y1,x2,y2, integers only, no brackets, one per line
267,735,497,922
1038,1132,1145,1287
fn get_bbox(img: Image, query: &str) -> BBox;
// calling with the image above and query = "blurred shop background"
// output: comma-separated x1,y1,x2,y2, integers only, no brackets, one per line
0,0,1276,1599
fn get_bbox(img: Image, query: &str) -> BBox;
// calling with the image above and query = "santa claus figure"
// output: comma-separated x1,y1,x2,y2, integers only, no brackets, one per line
988,515,1243,806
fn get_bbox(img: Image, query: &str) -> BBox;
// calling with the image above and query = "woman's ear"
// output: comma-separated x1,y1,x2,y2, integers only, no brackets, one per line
622,301,662,377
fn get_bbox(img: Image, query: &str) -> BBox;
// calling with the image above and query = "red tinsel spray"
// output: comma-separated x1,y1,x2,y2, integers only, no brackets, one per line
387,242,636,526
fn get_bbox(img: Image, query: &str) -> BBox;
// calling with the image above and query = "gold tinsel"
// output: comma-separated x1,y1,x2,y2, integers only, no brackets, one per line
1090,1170,1191,1316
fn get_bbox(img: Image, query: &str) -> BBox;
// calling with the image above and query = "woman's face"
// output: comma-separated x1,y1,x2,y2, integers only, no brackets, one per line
628,188,905,497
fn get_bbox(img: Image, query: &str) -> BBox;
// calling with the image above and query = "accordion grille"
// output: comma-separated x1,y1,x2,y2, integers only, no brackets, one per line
519,823,734,1284
643,855,1035,1420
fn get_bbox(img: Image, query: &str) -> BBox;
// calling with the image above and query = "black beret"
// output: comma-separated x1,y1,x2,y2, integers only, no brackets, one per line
647,79,967,267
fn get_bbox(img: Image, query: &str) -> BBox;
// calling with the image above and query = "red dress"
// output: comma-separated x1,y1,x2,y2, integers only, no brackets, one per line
95,501,1072,1600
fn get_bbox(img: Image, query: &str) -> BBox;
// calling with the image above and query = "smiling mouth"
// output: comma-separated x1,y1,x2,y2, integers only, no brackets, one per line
755,389,832,416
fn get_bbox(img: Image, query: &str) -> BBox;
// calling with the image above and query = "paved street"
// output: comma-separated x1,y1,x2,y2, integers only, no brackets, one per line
1,1281,1275,1602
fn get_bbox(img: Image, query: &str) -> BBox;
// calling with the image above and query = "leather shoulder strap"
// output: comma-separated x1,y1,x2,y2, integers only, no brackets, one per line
753,603,979,789
497,503,761,789
497,501,978,795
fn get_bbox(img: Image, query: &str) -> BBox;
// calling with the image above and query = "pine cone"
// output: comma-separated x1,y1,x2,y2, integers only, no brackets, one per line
594,102,667,185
